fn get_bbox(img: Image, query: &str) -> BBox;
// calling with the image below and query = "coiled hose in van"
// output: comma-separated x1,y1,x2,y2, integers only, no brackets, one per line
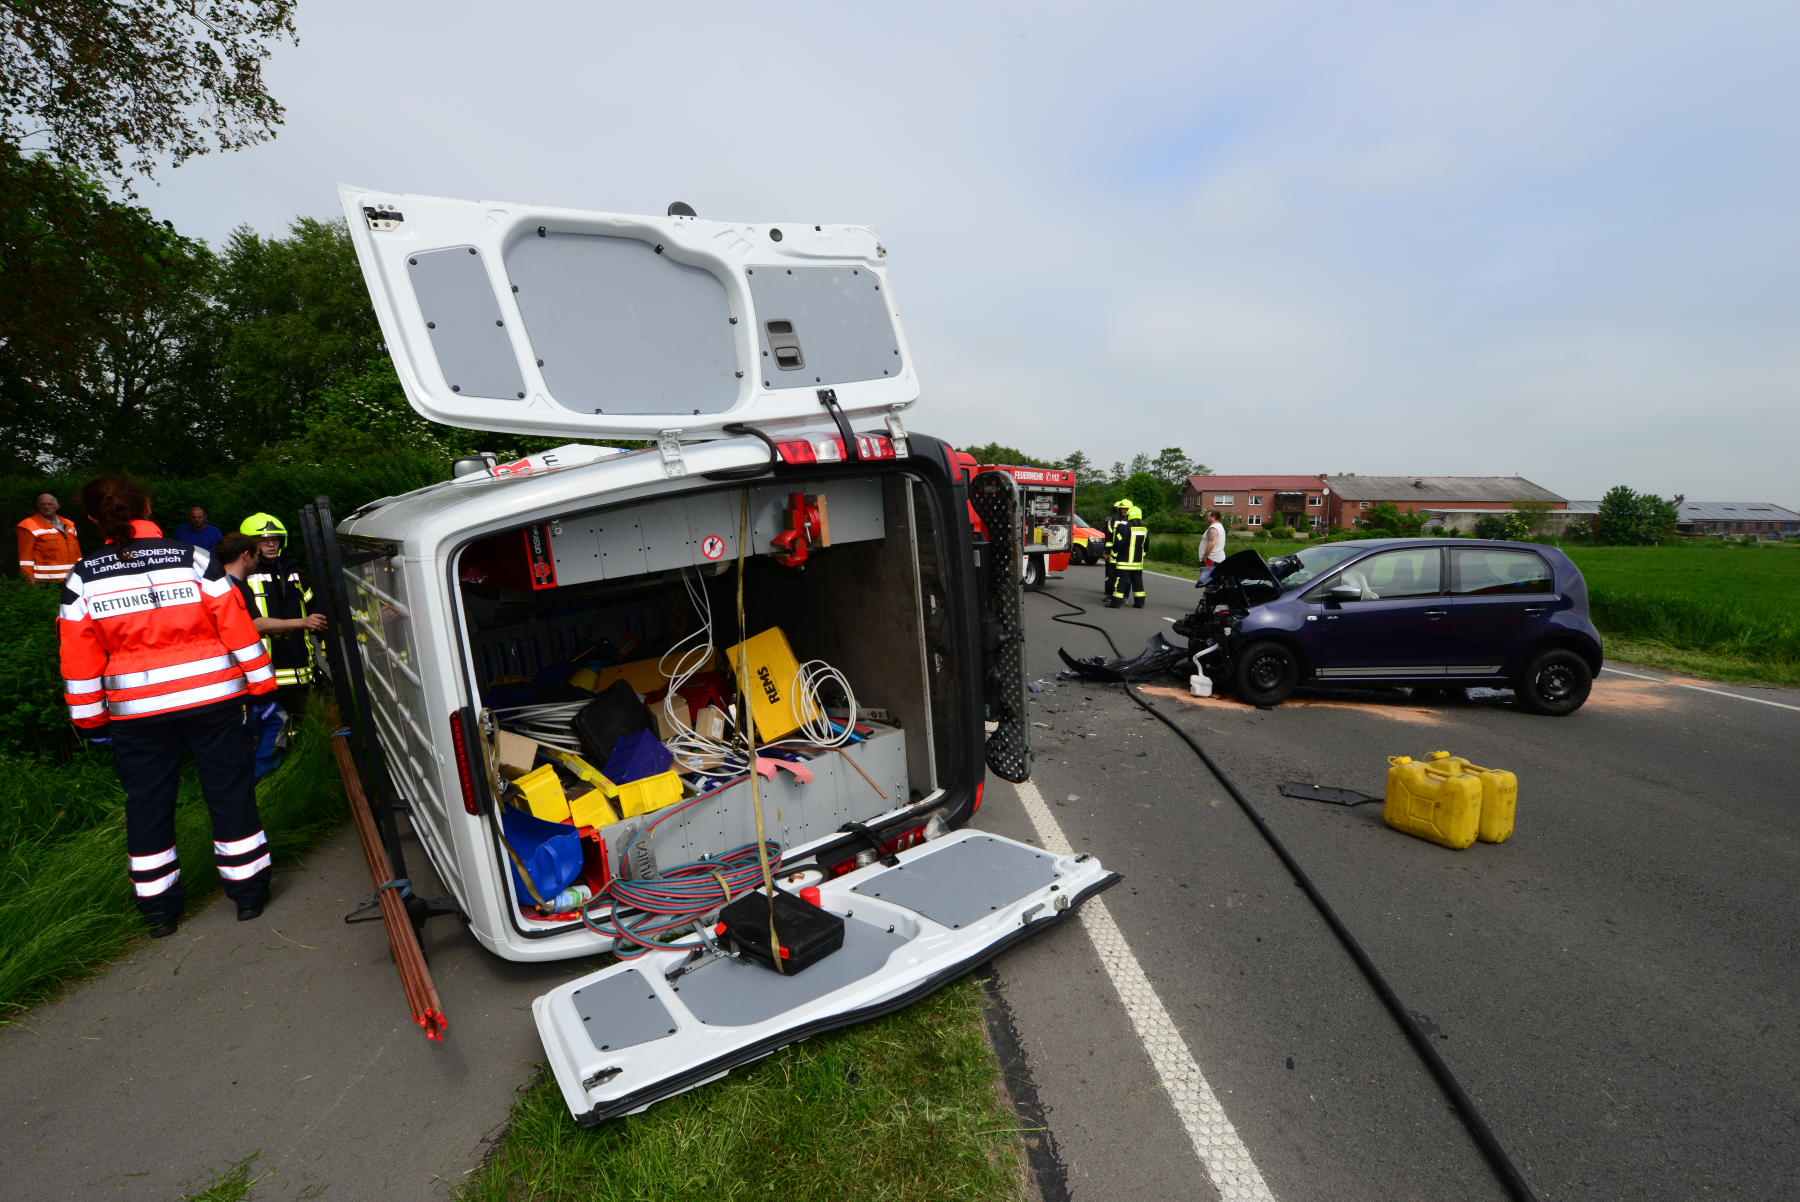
1047,595,1539,1202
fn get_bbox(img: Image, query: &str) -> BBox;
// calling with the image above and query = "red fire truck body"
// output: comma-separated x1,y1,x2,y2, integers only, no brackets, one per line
951,456,1077,588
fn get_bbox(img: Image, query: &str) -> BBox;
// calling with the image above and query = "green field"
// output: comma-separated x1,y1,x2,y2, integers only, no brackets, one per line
1563,542,1800,685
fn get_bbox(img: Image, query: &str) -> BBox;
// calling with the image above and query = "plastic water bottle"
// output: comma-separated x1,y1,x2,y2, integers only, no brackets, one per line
541,884,590,913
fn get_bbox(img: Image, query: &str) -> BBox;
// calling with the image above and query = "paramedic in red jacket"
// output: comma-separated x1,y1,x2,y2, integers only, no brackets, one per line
59,475,279,937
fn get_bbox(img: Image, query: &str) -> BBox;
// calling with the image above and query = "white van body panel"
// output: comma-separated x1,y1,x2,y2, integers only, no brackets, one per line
338,184,917,443
535,831,1117,1124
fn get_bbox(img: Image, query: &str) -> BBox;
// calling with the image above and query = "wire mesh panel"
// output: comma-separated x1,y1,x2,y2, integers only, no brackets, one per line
968,471,1030,783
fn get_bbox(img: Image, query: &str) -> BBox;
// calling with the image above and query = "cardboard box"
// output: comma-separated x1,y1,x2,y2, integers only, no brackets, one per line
652,694,692,741
496,730,541,779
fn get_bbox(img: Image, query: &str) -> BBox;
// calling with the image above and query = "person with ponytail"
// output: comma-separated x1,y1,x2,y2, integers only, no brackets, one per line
58,475,279,937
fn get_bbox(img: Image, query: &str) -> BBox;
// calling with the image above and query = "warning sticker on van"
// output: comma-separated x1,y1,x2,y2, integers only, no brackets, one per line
525,523,557,590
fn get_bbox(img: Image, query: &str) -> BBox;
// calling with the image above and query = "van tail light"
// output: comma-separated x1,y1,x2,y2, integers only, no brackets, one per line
773,433,900,466
450,712,479,815
822,823,929,878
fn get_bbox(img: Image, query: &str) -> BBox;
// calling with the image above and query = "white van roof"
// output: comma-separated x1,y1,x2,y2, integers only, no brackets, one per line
339,185,918,443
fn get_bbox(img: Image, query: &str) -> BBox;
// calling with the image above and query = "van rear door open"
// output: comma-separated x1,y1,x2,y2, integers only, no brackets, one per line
331,184,1116,1122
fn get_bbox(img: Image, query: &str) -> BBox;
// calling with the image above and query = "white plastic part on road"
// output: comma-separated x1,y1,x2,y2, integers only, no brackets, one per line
1013,776,1276,1201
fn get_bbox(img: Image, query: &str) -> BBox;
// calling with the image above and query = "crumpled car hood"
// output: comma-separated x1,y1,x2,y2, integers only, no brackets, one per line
1207,549,1281,594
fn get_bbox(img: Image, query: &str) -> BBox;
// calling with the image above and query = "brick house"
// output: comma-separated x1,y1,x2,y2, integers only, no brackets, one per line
1320,476,1565,530
1180,475,1330,531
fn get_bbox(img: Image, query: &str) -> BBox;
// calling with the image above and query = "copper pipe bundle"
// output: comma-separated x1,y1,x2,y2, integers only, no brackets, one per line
329,732,447,1041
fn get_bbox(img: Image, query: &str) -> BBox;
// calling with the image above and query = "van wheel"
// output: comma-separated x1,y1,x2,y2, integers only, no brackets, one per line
1516,648,1592,715
1234,640,1298,706
1022,556,1045,589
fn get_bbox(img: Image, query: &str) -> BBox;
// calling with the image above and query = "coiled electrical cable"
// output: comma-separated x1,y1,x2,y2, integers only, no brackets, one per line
791,658,857,747
1046,592,1539,1202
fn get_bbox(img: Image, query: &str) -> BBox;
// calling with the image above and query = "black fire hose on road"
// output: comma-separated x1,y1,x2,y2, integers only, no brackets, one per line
1047,595,1540,1202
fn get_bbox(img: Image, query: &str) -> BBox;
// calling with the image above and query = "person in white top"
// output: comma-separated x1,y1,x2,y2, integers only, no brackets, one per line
1198,510,1227,581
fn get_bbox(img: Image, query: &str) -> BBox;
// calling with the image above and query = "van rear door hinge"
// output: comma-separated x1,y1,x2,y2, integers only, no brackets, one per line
657,430,688,478
362,205,404,231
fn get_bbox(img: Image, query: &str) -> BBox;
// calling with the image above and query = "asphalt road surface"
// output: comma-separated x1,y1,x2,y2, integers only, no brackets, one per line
979,565,1799,1202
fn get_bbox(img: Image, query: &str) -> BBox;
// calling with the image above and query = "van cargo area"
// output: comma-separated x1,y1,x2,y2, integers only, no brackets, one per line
338,451,989,962
321,184,1115,1121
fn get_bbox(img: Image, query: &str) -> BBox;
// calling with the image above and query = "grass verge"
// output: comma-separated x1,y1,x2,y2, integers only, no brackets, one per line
0,703,347,1019
458,975,1024,1202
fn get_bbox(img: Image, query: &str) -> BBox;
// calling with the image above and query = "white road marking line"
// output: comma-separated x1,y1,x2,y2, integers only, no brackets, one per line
1148,569,1196,583
1014,776,1276,1202
1600,665,1800,713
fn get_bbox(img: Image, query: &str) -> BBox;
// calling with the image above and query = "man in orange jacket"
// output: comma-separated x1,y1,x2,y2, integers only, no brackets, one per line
16,493,82,584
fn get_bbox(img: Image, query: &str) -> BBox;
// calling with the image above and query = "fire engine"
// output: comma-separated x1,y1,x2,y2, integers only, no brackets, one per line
952,457,1076,588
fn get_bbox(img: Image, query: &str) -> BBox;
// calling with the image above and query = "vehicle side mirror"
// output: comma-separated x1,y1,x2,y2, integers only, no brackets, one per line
1325,584,1361,604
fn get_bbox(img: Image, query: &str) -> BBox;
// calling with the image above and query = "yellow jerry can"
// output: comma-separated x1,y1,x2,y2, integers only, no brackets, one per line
1420,751,1518,844
1383,755,1481,849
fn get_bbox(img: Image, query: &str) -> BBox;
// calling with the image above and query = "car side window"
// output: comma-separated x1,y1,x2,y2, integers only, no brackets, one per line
1450,548,1553,596
1310,549,1442,601
1358,549,1442,599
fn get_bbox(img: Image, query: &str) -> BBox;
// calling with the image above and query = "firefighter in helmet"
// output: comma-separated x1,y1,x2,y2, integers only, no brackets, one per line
1104,499,1132,605
238,514,318,693
1110,504,1148,608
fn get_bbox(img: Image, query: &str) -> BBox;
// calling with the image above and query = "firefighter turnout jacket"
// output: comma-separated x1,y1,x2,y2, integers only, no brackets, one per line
1122,516,1148,570
17,513,82,583
59,522,276,729
245,555,316,686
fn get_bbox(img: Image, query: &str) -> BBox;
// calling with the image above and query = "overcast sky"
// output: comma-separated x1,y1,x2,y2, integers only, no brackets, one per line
137,1,1798,504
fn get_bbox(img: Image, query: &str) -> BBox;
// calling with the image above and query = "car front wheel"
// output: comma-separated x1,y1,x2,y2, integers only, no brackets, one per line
1516,648,1592,715
1234,640,1299,706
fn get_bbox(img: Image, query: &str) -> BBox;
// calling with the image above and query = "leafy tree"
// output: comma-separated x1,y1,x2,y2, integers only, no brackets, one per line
1597,485,1679,545
1150,447,1208,488
1058,449,1098,486
0,146,218,472
1108,460,1126,483
1128,452,1152,477
207,218,391,448
1355,501,1428,537
1,0,298,192
960,442,1052,467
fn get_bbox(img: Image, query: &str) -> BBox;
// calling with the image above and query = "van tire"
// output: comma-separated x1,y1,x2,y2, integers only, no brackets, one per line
1234,640,1299,706
1517,648,1591,715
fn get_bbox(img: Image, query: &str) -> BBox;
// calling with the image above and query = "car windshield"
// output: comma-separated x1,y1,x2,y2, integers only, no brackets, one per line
1073,514,1089,528
1269,543,1366,591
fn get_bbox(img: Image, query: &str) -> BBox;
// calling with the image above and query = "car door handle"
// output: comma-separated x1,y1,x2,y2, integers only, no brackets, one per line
1424,609,1448,620
1523,606,1547,616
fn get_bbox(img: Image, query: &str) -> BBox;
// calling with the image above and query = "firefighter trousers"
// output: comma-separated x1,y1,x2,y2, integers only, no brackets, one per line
114,698,270,928
1112,569,1145,606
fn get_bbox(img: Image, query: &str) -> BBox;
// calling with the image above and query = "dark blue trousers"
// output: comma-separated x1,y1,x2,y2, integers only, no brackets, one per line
113,698,269,928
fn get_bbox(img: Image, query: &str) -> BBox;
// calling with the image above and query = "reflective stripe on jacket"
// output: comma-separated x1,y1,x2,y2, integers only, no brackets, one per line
245,556,315,686
17,514,82,583
58,522,276,728
1117,523,1148,570
1106,517,1131,562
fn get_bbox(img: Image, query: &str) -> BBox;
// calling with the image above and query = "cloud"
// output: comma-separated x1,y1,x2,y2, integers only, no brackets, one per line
129,0,1800,502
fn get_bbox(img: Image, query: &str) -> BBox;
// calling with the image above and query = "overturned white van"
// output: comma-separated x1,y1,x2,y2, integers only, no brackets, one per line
303,185,1117,1122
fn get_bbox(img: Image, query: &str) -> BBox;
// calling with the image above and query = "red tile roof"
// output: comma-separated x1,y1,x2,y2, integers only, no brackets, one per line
1184,475,1326,491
